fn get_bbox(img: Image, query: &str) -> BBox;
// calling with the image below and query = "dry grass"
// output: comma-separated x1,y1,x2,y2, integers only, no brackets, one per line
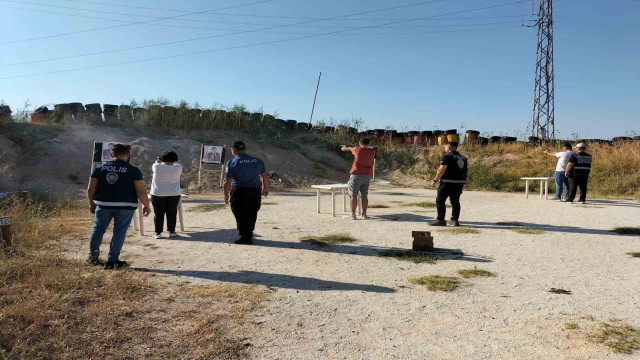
627,252,640,258
385,142,640,198
368,204,390,208
402,201,447,208
378,250,438,264
188,203,226,212
512,228,545,235
586,321,640,354
456,269,496,278
437,227,480,234
300,233,357,245
611,227,640,235
410,275,463,292
0,197,269,359
496,221,524,226
565,323,579,330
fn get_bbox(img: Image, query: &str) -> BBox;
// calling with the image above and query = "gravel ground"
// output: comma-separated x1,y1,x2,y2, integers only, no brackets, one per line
112,186,640,360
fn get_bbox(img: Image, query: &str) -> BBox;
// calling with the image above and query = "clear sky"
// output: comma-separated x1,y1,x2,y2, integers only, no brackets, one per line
1,0,638,139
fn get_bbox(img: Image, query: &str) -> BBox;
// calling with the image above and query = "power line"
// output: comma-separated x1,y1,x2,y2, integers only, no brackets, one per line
1,1,526,80
31,0,525,21
0,0,522,28
0,5,522,32
0,0,274,44
0,0,450,47
2,0,509,66
1,21,522,67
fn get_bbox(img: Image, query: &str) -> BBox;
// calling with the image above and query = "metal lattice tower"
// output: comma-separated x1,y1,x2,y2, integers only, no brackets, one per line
532,0,555,140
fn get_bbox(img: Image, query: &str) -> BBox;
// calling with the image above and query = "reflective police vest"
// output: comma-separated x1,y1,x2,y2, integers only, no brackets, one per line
572,152,592,177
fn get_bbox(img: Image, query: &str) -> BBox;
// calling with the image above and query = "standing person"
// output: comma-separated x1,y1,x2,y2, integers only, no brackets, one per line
429,142,467,227
543,142,573,201
87,144,151,269
565,143,593,204
150,151,182,239
223,141,269,245
341,138,376,220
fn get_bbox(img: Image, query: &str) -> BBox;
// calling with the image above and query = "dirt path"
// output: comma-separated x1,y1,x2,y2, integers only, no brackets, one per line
105,187,640,359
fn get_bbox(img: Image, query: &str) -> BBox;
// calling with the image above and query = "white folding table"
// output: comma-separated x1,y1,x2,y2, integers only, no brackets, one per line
133,194,187,236
311,184,361,217
520,177,553,200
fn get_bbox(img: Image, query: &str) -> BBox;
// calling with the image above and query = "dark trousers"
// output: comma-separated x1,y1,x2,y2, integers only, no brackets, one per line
436,182,464,221
151,195,181,234
568,176,589,202
230,187,262,240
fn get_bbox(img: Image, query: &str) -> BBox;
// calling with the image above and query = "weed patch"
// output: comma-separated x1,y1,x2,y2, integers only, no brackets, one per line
496,221,524,226
512,228,545,235
549,288,572,295
565,323,579,330
410,275,463,292
627,252,640,258
587,322,640,354
368,204,390,209
403,201,437,208
262,202,278,205
300,233,356,245
611,227,640,235
378,250,438,264
456,269,496,278
388,192,406,196
188,203,225,212
437,227,480,235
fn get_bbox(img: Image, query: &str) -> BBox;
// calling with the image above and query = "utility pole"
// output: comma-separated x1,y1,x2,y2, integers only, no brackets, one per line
309,72,322,126
532,0,554,140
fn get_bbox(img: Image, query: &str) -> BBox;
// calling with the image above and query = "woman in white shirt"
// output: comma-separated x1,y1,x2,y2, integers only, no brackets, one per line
150,151,182,238
544,142,572,201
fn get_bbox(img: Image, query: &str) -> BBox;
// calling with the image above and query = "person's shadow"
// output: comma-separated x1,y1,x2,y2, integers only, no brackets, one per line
462,221,626,236
170,229,492,263
135,268,396,293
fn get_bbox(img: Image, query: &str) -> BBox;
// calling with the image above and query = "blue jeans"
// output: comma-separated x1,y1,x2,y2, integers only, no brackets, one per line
89,206,135,262
554,171,570,199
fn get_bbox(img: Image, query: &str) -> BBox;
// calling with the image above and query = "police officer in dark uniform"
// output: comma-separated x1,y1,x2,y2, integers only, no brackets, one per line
565,142,592,204
429,142,468,227
223,141,269,244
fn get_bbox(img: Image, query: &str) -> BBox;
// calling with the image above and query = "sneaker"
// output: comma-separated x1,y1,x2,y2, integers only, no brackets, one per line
342,214,357,220
429,220,447,227
449,220,460,227
86,255,104,266
362,213,370,220
234,238,253,245
168,232,177,238
104,260,129,270
153,233,164,239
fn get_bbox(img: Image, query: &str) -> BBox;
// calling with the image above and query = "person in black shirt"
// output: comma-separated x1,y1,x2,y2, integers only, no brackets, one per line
87,144,151,269
429,142,468,227
565,142,593,204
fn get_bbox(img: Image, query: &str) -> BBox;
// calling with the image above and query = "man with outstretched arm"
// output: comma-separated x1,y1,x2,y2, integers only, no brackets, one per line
223,141,269,245
87,143,151,270
429,142,468,227
543,142,573,201
341,138,376,220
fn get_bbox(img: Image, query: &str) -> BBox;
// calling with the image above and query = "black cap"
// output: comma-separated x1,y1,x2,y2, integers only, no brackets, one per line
232,140,246,150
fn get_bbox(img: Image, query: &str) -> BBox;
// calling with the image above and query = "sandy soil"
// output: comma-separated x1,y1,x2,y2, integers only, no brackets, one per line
86,186,640,359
